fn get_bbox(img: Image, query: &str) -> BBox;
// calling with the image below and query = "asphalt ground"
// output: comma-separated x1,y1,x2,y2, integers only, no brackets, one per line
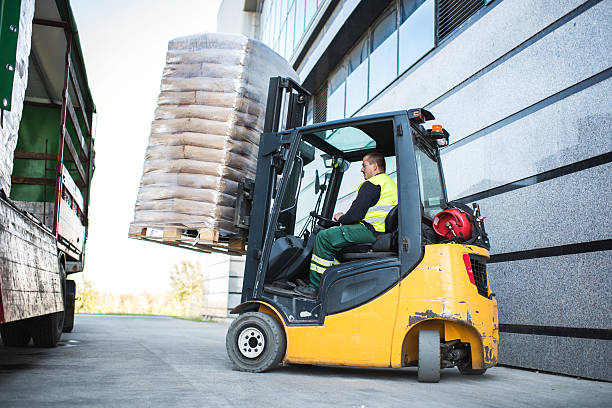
0,315,609,407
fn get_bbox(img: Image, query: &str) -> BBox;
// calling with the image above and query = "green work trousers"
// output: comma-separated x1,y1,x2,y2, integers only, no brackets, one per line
309,223,377,289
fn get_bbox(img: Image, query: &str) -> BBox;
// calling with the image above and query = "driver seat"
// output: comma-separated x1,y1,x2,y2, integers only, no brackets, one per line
338,205,399,261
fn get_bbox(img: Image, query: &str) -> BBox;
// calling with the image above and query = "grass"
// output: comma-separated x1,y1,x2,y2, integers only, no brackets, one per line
76,312,216,322
173,316,216,323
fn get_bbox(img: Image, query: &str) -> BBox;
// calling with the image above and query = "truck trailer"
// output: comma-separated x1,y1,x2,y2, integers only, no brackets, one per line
0,0,95,347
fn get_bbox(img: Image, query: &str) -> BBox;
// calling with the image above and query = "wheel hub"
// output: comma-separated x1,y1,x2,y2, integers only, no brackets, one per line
238,327,265,358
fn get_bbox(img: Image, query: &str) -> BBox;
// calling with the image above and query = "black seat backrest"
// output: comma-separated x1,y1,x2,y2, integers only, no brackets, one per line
385,205,398,233
339,205,400,259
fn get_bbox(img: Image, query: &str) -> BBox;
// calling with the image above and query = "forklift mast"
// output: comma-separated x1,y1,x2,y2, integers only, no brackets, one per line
263,77,311,133
238,77,311,302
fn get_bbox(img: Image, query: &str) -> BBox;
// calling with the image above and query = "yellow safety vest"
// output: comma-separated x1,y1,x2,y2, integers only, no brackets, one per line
358,173,398,232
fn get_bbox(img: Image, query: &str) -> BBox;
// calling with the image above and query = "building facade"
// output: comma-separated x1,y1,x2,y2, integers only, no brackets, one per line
218,0,611,380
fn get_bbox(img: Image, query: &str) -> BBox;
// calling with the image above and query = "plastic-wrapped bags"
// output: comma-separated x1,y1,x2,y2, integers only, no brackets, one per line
130,33,297,235
0,0,34,195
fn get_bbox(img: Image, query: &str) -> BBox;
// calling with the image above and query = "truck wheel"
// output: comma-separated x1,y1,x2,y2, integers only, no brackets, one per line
0,320,32,347
418,330,441,383
31,311,64,347
31,261,66,347
63,279,76,333
226,312,286,372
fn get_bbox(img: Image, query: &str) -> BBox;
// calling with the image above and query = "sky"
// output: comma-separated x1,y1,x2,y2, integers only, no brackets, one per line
70,0,226,294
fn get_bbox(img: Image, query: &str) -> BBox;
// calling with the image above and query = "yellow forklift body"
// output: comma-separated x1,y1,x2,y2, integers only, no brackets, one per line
284,284,400,367
257,244,498,369
391,244,498,370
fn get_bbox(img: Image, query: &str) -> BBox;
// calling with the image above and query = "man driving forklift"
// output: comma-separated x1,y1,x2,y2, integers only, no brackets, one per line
296,152,398,297
226,78,497,382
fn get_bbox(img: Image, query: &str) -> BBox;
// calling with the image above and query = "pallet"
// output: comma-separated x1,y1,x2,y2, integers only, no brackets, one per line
128,225,246,256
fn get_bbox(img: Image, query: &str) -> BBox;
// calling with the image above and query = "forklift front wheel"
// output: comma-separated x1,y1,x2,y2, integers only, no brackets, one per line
226,312,286,372
418,330,441,383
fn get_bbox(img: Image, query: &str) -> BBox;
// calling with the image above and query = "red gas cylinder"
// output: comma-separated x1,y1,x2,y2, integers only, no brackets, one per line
432,208,473,240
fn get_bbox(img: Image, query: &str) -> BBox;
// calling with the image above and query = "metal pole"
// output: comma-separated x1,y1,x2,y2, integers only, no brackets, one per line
52,31,72,235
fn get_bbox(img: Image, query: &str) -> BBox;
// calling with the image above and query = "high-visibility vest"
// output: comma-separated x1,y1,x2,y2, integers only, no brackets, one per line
358,172,398,232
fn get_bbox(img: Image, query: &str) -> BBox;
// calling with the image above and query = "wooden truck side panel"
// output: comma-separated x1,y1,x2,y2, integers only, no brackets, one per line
0,196,62,323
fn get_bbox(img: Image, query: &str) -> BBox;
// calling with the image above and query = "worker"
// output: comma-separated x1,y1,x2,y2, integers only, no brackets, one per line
296,152,398,298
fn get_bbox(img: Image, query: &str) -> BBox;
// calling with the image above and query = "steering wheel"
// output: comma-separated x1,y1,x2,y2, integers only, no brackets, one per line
310,211,339,228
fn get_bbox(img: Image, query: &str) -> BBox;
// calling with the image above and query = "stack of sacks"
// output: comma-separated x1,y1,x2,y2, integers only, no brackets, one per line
131,33,298,235
0,0,34,195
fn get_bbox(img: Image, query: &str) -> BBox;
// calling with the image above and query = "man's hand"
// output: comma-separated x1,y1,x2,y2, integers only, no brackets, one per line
333,212,344,222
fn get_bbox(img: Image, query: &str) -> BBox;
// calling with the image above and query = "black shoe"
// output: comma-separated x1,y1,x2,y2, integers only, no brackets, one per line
295,285,318,298
271,280,296,290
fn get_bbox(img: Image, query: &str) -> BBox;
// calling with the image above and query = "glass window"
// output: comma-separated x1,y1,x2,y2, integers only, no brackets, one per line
287,2,296,56
371,8,397,51
327,83,345,121
308,126,376,153
328,64,345,96
400,0,425,22
415,141,445,218
347,36,368,75
345,38,369,116
274,0,282,34
280,0,287,21
263,10,272,46
294,141,328,233
306,100,313,125
369,8,398,97
327,64,346,121
305,0,317,29
279,23,287,58
399,0,435,73
295,0,305,46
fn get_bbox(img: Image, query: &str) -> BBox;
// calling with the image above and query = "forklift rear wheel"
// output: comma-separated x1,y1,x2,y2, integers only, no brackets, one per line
458,366,487,375
418,330,441,383
226,312,286,373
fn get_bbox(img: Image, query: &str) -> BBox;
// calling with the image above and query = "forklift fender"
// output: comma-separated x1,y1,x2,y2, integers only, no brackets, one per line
230,301,260,315
230,301,286,327
400,319,488,370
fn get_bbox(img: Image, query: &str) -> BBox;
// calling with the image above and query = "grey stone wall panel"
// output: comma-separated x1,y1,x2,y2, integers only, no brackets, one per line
488,250,612,329
430,1,612,142
442,77,612,199
360,0,589,115
499,332,612,381
475,162,612,254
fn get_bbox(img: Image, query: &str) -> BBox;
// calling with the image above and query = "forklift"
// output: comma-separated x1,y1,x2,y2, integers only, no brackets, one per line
226,77,498,382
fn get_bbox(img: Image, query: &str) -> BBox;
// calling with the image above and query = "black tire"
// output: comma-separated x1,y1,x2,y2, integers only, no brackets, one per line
226,312,286,372
31,312,64,347
0,319,32,347
458,365,487,375
418,330,441,383
31,260,66,347
63,279,76,333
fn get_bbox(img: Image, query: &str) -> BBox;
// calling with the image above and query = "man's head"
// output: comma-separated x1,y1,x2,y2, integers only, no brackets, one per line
361,153,385,180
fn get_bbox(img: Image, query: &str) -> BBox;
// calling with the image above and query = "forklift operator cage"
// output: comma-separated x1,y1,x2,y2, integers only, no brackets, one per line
240,108,450,312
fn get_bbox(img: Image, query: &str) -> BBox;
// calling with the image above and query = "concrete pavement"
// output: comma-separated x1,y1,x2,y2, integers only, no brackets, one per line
0,315,609,407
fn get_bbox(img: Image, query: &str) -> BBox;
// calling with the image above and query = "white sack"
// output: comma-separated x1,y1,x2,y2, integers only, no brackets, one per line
131,32,298,234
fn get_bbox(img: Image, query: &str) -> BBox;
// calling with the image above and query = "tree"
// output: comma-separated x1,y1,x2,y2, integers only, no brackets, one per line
169,261,204,313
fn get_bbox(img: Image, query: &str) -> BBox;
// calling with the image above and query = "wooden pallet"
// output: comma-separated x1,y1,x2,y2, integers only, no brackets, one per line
128,225,246,256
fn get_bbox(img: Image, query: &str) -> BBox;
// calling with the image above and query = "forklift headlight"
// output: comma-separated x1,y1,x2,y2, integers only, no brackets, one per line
427,125,450,148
